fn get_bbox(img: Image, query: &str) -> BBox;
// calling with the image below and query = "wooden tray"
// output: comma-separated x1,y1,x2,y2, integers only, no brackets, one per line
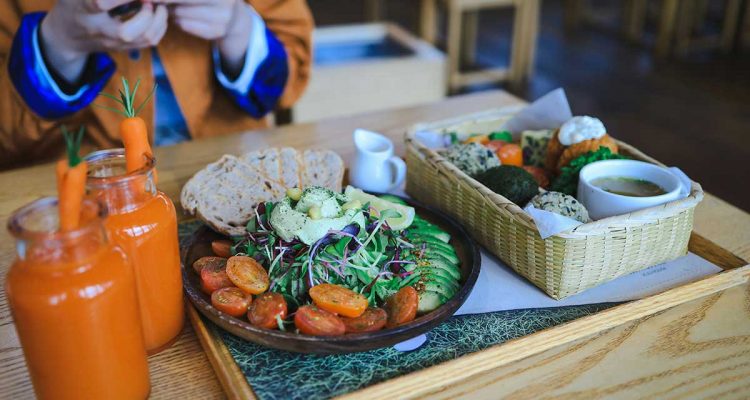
186,232,748,399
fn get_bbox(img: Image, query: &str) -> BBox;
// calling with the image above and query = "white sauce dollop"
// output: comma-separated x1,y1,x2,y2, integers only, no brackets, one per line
558,116,606,146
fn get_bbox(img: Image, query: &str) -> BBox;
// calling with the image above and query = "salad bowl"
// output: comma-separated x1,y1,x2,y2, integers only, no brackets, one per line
181,194,480,354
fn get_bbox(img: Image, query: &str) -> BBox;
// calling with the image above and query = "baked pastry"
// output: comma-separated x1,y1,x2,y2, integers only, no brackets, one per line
545,116,619,173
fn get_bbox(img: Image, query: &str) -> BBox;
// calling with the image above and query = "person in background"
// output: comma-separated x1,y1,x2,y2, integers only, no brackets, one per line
0,0,313,169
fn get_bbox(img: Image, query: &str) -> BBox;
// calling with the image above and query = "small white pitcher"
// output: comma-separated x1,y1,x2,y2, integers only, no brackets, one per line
349,129,406,193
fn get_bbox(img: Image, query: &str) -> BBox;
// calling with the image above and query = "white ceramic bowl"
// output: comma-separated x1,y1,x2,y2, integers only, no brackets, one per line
577,159,683,220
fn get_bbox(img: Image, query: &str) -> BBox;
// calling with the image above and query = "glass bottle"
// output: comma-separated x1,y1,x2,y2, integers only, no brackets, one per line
85,149,184,354
5,197,150,400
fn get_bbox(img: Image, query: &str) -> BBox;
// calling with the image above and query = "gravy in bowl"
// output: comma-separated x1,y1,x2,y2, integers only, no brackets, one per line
591,176,667,197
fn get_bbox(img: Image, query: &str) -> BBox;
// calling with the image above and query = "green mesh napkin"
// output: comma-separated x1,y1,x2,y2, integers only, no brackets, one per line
180,221,616,400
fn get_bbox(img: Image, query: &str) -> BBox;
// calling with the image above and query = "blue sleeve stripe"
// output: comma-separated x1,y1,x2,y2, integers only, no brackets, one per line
223,27,289,119
7,12,116,119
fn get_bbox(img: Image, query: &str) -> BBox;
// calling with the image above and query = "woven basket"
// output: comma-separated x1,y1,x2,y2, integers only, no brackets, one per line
405,108,704,299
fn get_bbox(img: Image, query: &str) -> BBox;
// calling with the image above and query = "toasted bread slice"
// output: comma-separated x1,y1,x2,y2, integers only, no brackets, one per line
279,147,301,189
181,148,345,236
301,149,344,192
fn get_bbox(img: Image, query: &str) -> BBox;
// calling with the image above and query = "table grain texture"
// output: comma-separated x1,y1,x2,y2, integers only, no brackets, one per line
0,90,748,399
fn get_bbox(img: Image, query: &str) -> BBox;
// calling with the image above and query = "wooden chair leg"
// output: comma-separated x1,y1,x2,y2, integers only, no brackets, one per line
523,0,541,79
462,10,479,66
446,1,464,91
720,0,743,52
564,0,585,31
624,0,648,41
509,0,527,89
365,0,383,21
674,0,695,56
655,0,680,57
420,0,438,44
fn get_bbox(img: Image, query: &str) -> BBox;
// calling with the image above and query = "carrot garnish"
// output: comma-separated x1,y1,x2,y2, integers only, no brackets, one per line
98,77,157,180
57,126,88,231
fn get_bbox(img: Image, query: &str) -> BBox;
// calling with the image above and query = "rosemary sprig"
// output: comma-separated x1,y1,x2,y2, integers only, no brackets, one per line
96,77,157,118
62,125,85,167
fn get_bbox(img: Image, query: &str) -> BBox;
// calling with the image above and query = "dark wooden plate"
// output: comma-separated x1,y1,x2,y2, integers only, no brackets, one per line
181,195,480,354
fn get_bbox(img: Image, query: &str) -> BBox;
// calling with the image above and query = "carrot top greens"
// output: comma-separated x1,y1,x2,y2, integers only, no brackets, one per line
97,77,156,118
62,125,85,168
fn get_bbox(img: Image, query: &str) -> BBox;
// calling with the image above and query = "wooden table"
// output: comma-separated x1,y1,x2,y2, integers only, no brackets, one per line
1,90,748,399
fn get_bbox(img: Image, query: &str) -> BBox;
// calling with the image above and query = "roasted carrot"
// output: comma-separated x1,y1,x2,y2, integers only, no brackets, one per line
97,77,157,181
57,126,88,231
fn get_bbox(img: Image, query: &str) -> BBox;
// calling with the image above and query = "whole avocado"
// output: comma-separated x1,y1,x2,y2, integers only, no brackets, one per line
475,165,539,206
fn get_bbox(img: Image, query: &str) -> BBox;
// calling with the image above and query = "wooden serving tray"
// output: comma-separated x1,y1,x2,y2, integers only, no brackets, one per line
186,231,748,399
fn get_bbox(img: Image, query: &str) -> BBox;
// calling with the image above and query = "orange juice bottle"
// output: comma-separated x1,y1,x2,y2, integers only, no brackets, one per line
5,197,150,400
86,149,184,354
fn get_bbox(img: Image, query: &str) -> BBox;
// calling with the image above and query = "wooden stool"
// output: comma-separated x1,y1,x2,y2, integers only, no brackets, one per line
420,0,540,91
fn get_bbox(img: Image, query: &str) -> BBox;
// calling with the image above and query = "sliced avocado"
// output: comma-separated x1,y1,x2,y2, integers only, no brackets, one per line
378,194,408,206
424,257,461,280
408,225,451,243
413,247,459,265
417,291,443,313
417,274,458,298
411,218,441,231
407,234,454,252
399,270,422,288
404,248,459,266
419,265,456,282
432,247,459,264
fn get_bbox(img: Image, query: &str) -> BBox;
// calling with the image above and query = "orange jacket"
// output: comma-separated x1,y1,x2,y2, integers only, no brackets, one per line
0,0,313,169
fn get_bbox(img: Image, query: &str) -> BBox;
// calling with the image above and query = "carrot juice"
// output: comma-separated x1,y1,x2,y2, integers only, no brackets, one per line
86,149,184,354
5,198,150,400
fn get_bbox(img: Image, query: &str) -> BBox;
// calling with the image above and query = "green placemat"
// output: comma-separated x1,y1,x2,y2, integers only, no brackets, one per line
180,222,618,400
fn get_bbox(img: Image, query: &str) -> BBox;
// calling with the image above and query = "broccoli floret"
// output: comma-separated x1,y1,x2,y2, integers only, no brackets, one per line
550,147,629,196
475,166,539,206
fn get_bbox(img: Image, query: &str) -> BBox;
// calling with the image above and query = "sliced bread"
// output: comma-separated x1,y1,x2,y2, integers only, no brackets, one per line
181,148,345,236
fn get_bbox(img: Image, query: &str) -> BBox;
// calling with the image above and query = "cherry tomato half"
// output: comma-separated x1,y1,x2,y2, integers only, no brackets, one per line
496,143,523,166
247,292,287,329
193,256,227,274
341,307,388,333
294,305,346,336
385,286,418,328
309,283,368,318
200,261,234,294
211,287,252,317
211,240,233,258
226,255,270,295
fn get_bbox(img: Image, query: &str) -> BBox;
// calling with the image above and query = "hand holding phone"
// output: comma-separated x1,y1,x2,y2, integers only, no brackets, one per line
40,0,168,81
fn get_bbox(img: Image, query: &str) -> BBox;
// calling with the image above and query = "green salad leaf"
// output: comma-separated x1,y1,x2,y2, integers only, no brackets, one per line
550,147,629,196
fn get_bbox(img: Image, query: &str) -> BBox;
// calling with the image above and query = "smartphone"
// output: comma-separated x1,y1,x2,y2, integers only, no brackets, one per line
108,1,143,20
